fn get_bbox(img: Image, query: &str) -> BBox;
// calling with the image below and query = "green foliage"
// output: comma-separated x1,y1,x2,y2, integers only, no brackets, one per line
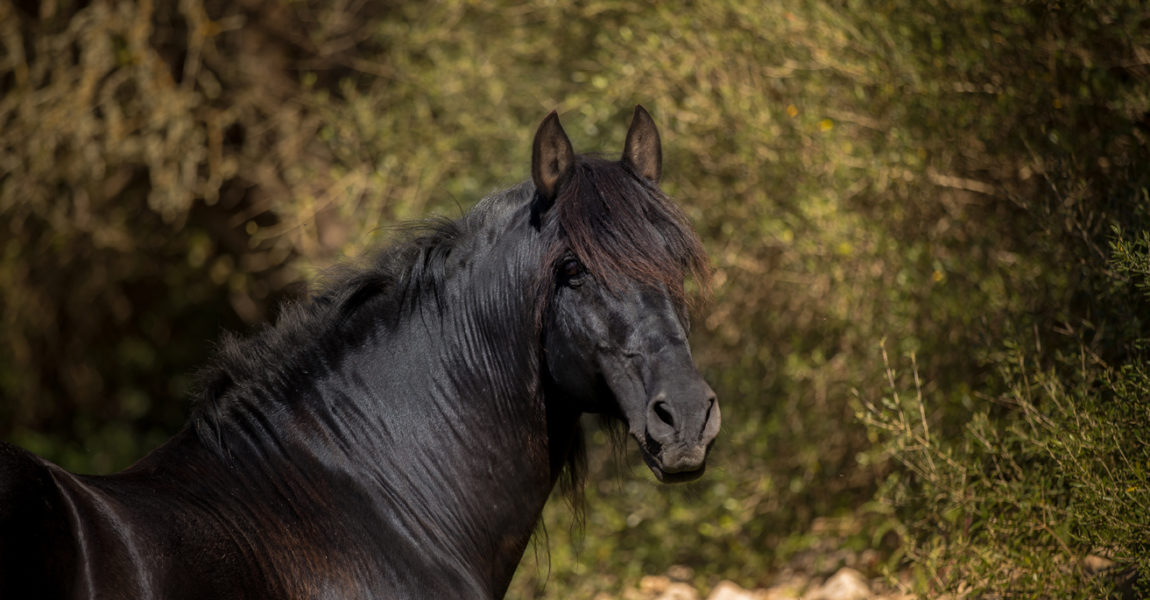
2,0,1149,597
856,0,1150,594
866,339,1150,596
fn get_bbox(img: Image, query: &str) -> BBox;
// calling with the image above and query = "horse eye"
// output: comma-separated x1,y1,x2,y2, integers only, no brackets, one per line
560,258,584,279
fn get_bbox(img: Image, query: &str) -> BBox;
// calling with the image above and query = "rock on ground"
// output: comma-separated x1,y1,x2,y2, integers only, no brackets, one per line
615,562,917,600
802,568,870,600
706,580,761,600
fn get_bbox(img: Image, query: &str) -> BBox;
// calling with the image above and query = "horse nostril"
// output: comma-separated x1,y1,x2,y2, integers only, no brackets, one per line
652,400,675,428
700,392,721,444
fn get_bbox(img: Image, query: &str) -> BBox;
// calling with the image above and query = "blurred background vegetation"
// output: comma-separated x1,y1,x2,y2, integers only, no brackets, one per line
1,0,1148,597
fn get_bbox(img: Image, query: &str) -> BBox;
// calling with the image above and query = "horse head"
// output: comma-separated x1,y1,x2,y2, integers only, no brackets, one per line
531,106,720,483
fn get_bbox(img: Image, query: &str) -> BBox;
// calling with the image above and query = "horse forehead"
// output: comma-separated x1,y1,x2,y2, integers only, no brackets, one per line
595,282,683,323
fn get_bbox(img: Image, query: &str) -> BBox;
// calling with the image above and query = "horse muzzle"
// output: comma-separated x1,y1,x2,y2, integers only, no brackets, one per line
639,384,720,483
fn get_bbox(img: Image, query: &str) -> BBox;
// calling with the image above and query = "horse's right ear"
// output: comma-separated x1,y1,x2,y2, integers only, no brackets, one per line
531,111,575,213
622,105,661,183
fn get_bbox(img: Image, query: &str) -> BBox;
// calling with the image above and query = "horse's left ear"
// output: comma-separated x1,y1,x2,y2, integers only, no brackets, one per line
622,105,662,183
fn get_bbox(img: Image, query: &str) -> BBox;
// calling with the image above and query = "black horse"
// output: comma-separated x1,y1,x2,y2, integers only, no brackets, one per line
0,106,720,599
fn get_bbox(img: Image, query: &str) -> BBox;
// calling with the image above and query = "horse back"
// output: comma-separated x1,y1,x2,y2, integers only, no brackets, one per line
0,440,81,598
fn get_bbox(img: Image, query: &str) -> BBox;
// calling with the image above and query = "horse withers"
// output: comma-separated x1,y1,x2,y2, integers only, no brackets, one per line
0,106,719,599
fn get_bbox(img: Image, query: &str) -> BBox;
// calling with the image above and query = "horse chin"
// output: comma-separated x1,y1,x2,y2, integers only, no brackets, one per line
636,441,707,484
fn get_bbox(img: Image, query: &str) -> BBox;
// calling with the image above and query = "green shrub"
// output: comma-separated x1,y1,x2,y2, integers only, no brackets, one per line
859,0,1150,594
866,245,1150,596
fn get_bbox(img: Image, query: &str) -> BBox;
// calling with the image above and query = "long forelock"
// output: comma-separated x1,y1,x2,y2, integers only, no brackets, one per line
554,157,710,307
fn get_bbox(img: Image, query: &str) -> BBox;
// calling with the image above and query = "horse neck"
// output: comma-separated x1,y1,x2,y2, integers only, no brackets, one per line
149,200,571,593
305,275,560,591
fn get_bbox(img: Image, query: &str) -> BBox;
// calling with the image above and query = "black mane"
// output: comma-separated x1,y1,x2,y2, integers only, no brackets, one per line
189,213,472,448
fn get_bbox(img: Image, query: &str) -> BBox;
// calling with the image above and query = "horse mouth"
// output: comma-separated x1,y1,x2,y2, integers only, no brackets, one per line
636,439,707,483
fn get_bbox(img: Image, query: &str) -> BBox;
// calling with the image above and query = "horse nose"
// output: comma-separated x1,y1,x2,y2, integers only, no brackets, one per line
645,386,720,472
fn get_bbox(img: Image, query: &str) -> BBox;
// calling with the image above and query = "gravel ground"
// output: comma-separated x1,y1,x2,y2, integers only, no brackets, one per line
605,566,914,600
602,552,1128,600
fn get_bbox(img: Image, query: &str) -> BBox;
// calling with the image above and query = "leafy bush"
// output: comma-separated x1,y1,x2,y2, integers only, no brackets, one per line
867,228,1150,596
858,0,1150,595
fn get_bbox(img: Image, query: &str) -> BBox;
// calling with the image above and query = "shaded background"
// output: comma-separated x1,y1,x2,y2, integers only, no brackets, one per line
1,0,1148,597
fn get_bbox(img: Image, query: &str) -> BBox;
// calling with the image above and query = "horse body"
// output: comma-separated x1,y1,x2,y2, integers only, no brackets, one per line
0,107,718,599
2,201,558,597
